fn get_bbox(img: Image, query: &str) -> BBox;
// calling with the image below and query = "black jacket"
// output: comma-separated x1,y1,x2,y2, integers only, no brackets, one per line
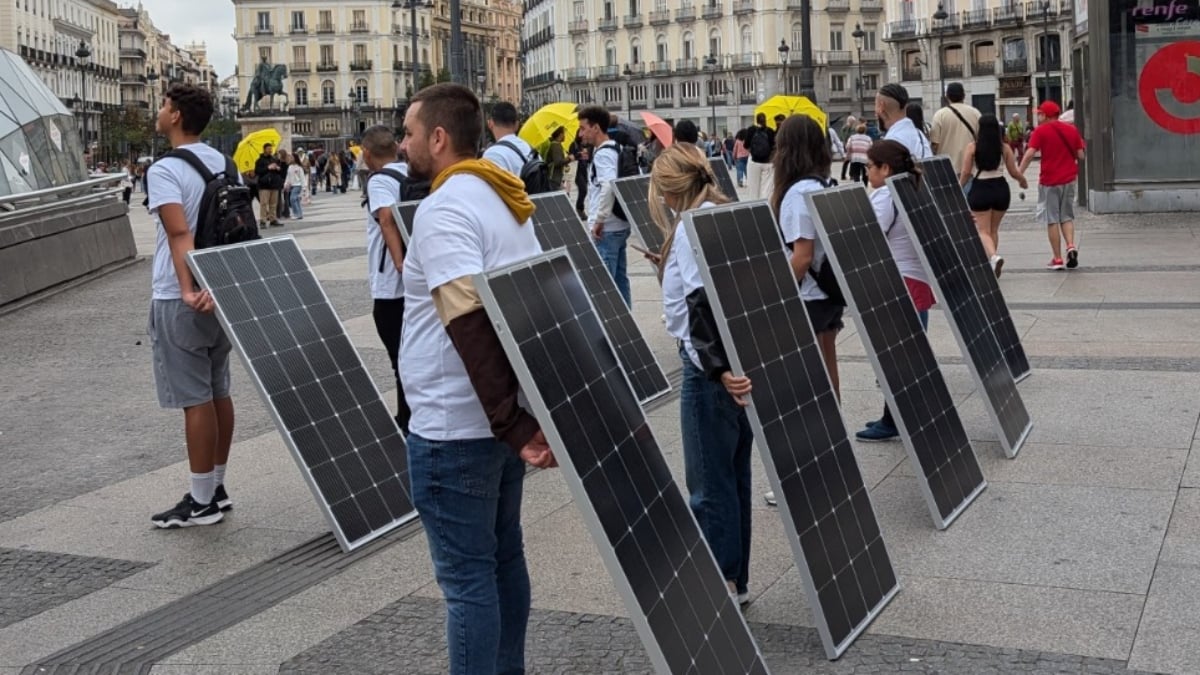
255,153,285,190
685,288,732,381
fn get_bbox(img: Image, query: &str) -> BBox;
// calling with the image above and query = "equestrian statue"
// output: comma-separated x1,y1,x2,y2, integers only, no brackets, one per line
243,57,289,113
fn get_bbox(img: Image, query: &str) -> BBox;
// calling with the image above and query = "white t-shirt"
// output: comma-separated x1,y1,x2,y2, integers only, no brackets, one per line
482,133,534,177
778,178,832,302
147,143,239,301
870,184,928,285
884,117,932,160
365,161,409,300
662,202,716,370
401,173,542,441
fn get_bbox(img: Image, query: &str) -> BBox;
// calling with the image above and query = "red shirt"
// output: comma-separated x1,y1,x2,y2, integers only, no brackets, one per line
905,277,936,313
1029,120,1085,187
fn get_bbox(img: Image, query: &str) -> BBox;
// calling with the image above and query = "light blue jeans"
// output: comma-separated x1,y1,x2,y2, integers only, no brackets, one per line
407,434,530,675
595,228,631,307
288,187,303,219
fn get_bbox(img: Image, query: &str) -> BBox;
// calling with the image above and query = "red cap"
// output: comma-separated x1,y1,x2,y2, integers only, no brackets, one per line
1037,101,1061,117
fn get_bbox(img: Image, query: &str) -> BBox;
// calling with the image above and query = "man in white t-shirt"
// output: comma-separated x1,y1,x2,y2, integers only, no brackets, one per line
145,83,238,529
578,105,632,307
398,83,555,675
361,124,412,433
481,101,534,177
876,83,932,160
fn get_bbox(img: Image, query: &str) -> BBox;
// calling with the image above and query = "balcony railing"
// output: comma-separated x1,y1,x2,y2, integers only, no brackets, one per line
626,62,646,75
350,22,369,33
887,19,920,39
860,49,886,63
569,19,589,33
350,59,373,71
681,94,701,106
598,16,618,31
655,96,675,107
291,61,312,73
622,14,642,28
597,64,620,79
254,25,274,35
993,4,1023,24
649,9,671,24
676,6,696,21
316,23,335,34
317,61,339,72
733,0,755,15
701,3,723,19
902,66,922,81
1002,57,1028,73
290,25,309,34
566,67,590,81
730,53,760,69
826,0,849,11
650,60,672,74
826,50,852,65
971,60,995,76
860,0,883,12
676,57,699,72
119,47,145,58
961,8,990,29
941,63,964,78
1037,56,1063,71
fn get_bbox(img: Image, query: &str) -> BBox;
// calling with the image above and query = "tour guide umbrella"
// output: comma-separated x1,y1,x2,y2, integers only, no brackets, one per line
233,129,283,174
755,95,828,131
519,102,579,157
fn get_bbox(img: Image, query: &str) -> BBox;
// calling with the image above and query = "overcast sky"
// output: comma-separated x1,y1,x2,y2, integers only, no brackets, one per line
126,0,238,79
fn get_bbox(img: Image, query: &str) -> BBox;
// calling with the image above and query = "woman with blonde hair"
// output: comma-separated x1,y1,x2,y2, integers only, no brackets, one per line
648,144,754,606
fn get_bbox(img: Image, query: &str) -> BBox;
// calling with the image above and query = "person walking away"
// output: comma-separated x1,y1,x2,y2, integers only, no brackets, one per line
854,140,938,442
876,83,931,159
277,149,292,220
733,129,749,187
254,143,284,227
579,105,632,306
1007,114,1025,156
674,120,707,160
545,127,569,190
723,133,735,169
317,152,331,193
845,123,873,187
326,151,343,194
285,152,306,220
145,83,238,528
361,125,413,433
481,102,534,177
1018,101,1086,270
960,113,1028,277
120,161,133,204
647,144,753,606
398,82,556,675
571,134,591,220
929,82,981,177
744,113,775,199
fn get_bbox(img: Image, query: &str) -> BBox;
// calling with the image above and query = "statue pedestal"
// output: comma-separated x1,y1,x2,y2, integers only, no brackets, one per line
238,115,296,152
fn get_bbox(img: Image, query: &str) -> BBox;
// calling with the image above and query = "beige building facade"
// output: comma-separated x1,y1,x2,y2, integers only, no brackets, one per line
521,0,890,133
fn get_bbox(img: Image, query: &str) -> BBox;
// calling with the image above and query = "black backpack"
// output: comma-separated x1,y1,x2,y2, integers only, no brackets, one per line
496,140,553,194
155,149,259,250
748,127,775,162
590,142,641,221
782,176,845,306
362,167,430,213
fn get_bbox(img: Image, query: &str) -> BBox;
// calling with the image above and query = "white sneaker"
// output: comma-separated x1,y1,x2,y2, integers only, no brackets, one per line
990,255,1004,278
763,491,777,506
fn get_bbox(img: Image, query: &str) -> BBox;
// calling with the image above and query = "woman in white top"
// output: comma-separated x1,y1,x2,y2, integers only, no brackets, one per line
959,113,1028,277
854,140,939,442
649,144,754,606
284,153,306,220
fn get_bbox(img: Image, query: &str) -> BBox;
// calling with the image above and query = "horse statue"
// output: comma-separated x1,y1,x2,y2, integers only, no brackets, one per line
243,60,289,113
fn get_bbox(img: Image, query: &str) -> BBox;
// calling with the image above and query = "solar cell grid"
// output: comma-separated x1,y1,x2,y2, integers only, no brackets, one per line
683,202,899,659
889,175,1033,458
708,158,741,204
529,192,670,404
476,251,770,675
613,175,664,254
921,157,1031,382
806,186,986,529
188,236,416,552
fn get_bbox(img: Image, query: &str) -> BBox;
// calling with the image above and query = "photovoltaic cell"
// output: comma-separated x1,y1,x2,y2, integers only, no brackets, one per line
806,186,986,529
708,158,741,204
188,236,416,552
921,157,1031,382
683,202,899,660
889,175,1033,458
529,192,670,404
614,175,664,254
475,251,770,675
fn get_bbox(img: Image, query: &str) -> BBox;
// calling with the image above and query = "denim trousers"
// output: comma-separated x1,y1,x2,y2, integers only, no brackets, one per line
408,434,531,675
736,157,748,184
595,228,631,307
678,348,754,593
288,187,303,219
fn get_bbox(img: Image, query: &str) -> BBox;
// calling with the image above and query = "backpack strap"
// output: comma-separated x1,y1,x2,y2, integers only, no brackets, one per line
496,140,533,164
947,105,977,140
165,148,219,184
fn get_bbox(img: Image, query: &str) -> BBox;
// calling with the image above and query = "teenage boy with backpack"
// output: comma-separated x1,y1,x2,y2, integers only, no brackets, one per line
579,105,635,307
744,113,776,199
482,102,551,193
146,83,255,528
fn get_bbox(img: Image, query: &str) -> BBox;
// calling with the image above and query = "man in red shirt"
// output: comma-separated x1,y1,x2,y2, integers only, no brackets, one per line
1018,101,1086,270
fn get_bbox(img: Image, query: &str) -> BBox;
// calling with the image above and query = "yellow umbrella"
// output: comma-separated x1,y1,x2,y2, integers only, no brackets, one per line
518,102,579,157
754,96,828,131
233,129,283,174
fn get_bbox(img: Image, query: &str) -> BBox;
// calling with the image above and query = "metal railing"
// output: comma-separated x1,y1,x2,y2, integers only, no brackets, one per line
623,14,643,28
676,5,697,21
649,9,671,24
0,176,125,215
598,16,618,30
971,60,995,76
701,3,723,19
1002,57,1028,73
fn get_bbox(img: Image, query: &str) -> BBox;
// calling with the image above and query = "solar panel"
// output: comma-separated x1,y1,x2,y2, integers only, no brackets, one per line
889,175,1033,459
806,186,986,530
187,236,416,552
613,175,664,254
683,202,899,660
529,192,670,404
475,251,770,675
708,158,741,203
389,200,420,246
921,157,1031,382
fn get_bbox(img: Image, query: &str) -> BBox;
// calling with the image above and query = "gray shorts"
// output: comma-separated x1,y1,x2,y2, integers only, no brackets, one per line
1037,183,1076,225
148,300,232,409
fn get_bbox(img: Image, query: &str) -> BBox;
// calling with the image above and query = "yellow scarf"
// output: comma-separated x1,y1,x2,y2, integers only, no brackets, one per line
431,159,536,224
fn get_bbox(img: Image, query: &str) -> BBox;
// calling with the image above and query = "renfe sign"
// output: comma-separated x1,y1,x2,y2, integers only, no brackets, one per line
1130,0,1193,20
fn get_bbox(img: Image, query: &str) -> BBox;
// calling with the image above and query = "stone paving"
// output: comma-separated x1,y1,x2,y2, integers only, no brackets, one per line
2,165,1200,673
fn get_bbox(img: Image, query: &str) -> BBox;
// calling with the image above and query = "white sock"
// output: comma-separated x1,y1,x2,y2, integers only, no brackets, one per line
190,471,216,506
213,464,227,487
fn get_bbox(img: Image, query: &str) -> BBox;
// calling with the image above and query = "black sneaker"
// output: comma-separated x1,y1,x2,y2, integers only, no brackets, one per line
151,493,223,529
214,484,233,512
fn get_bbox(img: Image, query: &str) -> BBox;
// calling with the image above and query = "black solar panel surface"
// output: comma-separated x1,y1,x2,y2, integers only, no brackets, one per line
614,175,665,254
708,158,740,203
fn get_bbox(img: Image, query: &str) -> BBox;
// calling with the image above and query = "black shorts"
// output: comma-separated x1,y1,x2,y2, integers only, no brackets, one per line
804,298,845,334
967,176,1011,212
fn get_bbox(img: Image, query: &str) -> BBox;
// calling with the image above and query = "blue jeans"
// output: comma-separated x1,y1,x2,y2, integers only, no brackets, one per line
288,187,303,219
736,157,748,184
595,228,631,307
408,434,530,675
679,348,754,593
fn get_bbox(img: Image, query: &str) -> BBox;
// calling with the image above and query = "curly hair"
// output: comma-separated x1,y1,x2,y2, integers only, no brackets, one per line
163,83,213,135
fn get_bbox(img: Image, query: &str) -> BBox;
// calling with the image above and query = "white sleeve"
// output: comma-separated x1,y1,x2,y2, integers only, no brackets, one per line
870,187,895,234
778,185,815,245
415,200,484,291
673,225,705,295
146,162,183,214
367,174,400,216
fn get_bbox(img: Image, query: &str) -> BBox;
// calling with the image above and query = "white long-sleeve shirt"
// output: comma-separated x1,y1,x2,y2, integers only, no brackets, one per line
586,140,629,233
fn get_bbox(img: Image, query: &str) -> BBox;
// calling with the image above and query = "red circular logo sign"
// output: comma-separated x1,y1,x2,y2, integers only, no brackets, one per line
1139,41,1200,134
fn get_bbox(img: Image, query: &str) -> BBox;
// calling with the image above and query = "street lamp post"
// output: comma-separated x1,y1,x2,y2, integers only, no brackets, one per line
622,64,632,120
933,3,949,106
476,73,487,98
853,23,866,118
75,40,92,160
1041,0,1052,104
392,0,429,97
777,40,791,94
705,55,718,136
146,68,159,159
797,0,815,100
